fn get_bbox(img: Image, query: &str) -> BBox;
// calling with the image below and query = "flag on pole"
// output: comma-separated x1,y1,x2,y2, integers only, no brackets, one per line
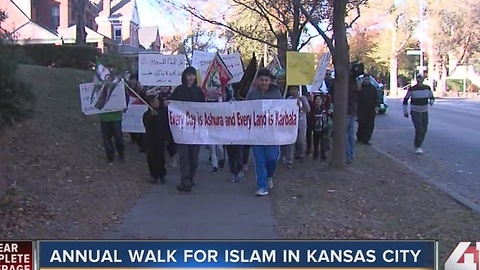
234,53,257,100
90,60,120,110
249,58,265,92
202,53,234,101
266,55,282,77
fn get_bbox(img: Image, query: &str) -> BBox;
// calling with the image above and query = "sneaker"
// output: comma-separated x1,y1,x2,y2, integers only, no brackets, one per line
255,188,269,196
159,177,166,184
229,174,237,183
176,185,192,192
171,159,177,167
237,171,244,182
267,178,274,189
286,163,293,169
219,159,225,169
211,167,219,175
415,148,423,154
150,178,158,184
107,157,114,164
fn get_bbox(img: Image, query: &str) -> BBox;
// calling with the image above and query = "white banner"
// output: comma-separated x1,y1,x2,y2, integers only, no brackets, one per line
168,100,298,145
310,52,331,93
192,51,244,84
122,103,148,133
138,54,186,86
79,82,126,115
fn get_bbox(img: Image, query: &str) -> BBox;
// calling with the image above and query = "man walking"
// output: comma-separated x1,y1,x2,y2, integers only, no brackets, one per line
356,75,378,145
166,67,205,192
246,69,283,196
403,74,435,154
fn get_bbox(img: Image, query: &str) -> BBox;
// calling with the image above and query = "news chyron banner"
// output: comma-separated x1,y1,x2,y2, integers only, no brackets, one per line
2,240,444,270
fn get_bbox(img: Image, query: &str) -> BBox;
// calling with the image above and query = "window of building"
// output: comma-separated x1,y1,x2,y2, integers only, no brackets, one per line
113,26,122,43
51,5,60,28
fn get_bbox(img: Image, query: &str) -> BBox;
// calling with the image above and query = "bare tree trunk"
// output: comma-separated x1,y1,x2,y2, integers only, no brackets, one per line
329,0,349,168
389,26,398,96
389,56,398,95
75,0,87,45
276,30,287,68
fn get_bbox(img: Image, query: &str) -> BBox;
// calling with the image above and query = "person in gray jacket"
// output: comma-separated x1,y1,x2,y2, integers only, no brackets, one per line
283,86,310,167
246,69,283,196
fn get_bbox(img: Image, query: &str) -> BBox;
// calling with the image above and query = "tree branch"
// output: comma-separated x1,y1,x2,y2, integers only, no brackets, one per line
294,0,334,52
171,2,280,49
346,6,361,28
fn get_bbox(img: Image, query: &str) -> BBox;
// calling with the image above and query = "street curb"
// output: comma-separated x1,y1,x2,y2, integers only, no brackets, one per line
372,145,480,213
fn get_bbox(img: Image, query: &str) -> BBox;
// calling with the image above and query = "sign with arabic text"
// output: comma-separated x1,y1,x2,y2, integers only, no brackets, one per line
138,54,186,86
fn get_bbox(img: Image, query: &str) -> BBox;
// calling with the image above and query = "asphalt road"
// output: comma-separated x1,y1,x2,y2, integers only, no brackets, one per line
372,98,480,206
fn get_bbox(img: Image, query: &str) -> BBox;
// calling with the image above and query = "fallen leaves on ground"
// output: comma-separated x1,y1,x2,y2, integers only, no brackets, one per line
0,65,151,239
272,145,480,267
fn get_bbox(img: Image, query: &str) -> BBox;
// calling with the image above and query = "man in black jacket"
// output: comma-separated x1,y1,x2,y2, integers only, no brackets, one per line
166,67,206,192
356,75,378,145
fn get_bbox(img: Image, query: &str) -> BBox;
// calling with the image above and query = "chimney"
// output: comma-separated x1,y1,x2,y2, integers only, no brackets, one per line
103,0,111,15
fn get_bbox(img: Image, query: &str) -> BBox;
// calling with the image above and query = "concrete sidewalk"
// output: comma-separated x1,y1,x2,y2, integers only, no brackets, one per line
104,147,278,239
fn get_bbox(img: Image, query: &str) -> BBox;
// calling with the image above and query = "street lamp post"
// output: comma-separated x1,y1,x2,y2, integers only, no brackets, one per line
418,0,425,76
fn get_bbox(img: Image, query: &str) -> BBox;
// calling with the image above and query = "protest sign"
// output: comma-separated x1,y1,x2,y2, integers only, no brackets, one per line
168,99,298,145
286,52,315,85
138,54,186,86
202,53,233,101
192,51,244,84
310,52,331,92
122,91,148,133
122,103,148,133
79,82,126,115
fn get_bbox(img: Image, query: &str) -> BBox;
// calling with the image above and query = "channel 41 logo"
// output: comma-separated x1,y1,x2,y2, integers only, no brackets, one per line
445,242,480,270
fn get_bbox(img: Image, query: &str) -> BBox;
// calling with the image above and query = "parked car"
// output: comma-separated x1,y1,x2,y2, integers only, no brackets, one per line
359,75,388,114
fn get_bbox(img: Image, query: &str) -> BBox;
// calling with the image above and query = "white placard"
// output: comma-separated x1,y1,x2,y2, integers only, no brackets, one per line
138,54,186,86
310,52,331,92
192,51,244,84
122,103,148,133
168,100,298,145
79,82,126,115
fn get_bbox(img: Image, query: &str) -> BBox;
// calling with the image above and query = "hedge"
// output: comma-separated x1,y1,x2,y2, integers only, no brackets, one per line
6,44,101,70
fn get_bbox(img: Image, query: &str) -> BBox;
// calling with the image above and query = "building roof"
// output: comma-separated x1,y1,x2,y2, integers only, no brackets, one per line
98,0,140,25
118,44,150,55
58,25,113,44
138,26,159,47
13,21,62,44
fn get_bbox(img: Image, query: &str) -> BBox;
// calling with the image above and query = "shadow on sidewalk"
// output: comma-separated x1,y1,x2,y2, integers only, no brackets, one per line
104,147,278,239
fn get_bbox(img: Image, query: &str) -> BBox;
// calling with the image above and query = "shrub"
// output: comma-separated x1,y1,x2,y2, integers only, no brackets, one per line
0,41,36,128
5,44,100,70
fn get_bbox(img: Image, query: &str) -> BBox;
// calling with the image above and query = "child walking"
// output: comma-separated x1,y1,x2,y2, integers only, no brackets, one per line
143,95,169,184
312,94,331,161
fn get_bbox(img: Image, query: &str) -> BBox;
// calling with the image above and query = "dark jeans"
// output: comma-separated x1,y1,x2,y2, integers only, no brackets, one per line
357,110,376,143
166,131,177,157
147,142,166,179
242,145,251,165
130,133,145,152
306,123,313,153
100,120,124,159
411,111,429,148
313,130,328,159
226,145,243,175
177,144,201,188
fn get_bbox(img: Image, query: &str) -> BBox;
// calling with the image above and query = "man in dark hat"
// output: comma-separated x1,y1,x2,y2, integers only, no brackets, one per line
403,73,435,154
165,67,206,192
